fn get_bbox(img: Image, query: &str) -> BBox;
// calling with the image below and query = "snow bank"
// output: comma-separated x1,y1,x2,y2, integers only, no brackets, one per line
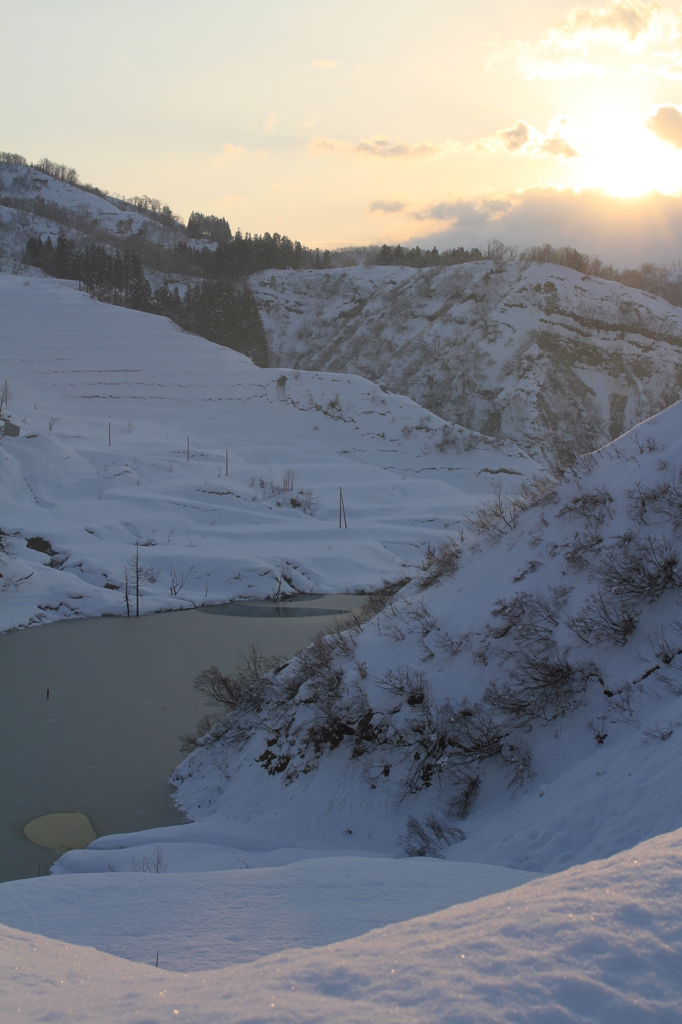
0,856,536,971
2,828,680,1022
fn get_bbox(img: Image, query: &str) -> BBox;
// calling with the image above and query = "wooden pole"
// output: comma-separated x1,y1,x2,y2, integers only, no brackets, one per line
187,436,189,462
339,487,342,528
341,490,348,528
226,449,228,476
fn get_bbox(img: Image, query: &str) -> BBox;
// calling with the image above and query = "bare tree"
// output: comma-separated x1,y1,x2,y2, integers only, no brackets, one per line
0,380,12,416
123,541,158,616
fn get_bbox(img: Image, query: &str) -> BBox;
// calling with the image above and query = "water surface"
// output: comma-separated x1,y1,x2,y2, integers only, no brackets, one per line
0,595,364,882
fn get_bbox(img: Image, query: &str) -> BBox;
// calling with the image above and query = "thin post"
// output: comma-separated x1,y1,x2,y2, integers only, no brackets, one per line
46,688,49,700
156,950,159,968
226,449,228,476
108,421,111,447
135,540,140,617
341,489,348,528
339,487,342,528
187,436,189,462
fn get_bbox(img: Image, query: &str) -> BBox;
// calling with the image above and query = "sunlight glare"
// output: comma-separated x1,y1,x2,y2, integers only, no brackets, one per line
576,108,682,198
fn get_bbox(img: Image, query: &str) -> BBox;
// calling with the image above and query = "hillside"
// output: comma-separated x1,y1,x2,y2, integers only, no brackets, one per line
73,398,682,878
252,261,682,463
0,274,536,634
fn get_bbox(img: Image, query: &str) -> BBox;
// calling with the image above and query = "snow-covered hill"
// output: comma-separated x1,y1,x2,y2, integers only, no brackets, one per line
252,261,682,463
0,160,183,267
0,275,536,633
119,398,682,877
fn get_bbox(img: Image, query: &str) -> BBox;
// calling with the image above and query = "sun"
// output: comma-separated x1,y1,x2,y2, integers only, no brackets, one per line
574,107,682,198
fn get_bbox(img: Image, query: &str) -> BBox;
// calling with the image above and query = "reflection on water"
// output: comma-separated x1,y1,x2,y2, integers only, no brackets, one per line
0,594,365,883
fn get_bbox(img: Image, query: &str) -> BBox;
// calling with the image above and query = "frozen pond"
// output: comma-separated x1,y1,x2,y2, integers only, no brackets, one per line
0,595,365,882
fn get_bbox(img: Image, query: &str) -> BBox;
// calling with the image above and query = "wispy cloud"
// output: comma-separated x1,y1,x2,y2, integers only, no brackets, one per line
474,118,579,160
369,199,407,214
308,136,451,159
646,103,682,146
212,143,247,165
493,1,680,80
414,196,514,226
312,59,340,69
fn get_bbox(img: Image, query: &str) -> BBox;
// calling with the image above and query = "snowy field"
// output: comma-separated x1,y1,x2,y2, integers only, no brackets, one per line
0,275,536,634
2,828,681,1022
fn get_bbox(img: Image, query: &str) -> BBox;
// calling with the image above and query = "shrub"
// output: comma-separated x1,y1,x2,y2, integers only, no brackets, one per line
418,537,461,589
193,643,277,713
567,591,638,646
590,535,682,602
558,486,613,524
485,645,595,724
399,814,465,857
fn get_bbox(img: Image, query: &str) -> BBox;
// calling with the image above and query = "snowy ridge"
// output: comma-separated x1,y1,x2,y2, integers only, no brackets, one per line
0,275,536,633
0,161,180,264
3,828,682,1022
158,400,682,874
252,261,682,463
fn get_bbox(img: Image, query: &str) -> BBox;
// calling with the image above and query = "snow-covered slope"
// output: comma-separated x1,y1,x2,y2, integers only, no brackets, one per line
0,275,536,633
127,398,682,876
0,161,180,267
3,827,681,1022
252,261,682,463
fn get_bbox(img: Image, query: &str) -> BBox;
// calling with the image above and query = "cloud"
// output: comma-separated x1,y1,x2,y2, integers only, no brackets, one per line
646,104,682,146
369,200,407,214
560,0,676,48
407,186,682,266
312,59,340,69
308,136,450,159
475,118,579,160
495,1,680,79
414,197,513,228
212,143,247,164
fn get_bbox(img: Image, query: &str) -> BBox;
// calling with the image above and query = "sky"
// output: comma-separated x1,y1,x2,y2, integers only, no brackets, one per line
3,0,682,263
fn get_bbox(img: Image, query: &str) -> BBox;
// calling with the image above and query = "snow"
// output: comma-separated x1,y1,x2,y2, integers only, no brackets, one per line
0,274,536,634
2,828,681,1022
251,261,682,463
0,161,169,259
141,395,682,877
0,857,536,971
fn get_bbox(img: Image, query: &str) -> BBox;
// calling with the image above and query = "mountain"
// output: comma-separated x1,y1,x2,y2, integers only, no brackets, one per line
252,260,682,465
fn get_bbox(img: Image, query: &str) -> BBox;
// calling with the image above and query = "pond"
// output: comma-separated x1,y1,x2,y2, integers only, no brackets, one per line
0,595,366,883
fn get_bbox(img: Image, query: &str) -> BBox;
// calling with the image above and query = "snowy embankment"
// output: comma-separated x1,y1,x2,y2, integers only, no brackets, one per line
252,261,682,462
84,395,682,878
0,275,536,633
2,828,681,1022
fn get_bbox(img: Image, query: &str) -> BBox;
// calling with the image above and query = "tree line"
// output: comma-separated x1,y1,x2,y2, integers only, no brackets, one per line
372,243,484,268
23,235,267,365
179,225,335,278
